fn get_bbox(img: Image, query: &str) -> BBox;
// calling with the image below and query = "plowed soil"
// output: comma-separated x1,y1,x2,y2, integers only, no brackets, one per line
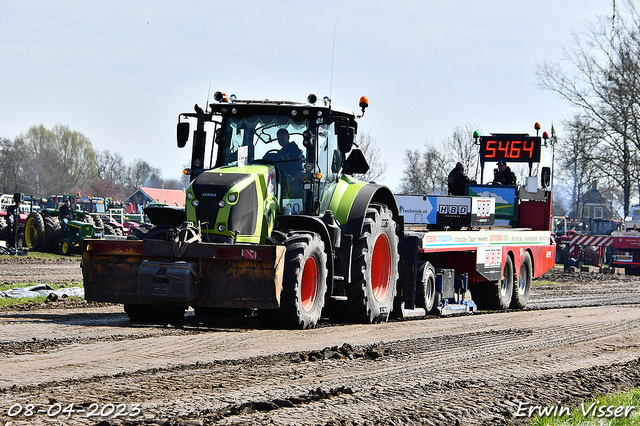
1,258,640,426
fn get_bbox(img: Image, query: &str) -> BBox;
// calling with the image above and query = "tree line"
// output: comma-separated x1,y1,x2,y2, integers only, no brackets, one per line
0,124,188,201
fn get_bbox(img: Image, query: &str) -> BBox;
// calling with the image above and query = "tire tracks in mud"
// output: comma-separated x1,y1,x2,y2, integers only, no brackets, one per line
2,305,640,425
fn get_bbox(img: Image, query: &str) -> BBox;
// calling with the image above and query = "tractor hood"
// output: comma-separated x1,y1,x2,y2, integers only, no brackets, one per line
186,165,277,243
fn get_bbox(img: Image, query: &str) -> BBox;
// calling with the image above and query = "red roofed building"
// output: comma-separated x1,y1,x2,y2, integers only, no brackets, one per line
124,187,185,213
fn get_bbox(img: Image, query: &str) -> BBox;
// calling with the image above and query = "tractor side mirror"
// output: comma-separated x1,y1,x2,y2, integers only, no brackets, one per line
541,166,551,189
337,125,354,153
343,149,369,175
177,122,190,148
303,130,314,148
214,128,223,145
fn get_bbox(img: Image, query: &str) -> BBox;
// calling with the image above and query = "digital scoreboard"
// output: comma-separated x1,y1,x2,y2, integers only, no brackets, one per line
479,135,542,163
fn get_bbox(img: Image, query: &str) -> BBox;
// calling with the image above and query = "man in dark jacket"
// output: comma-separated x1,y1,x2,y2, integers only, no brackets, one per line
448,162,475,196
493,161,517,185
59,199,74,230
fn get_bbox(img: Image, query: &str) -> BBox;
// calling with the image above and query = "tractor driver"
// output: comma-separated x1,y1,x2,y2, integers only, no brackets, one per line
275,129,302,162
59,198,75,230
6,199,20,231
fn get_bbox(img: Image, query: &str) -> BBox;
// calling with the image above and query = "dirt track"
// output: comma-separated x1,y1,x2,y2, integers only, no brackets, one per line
1,259,640,425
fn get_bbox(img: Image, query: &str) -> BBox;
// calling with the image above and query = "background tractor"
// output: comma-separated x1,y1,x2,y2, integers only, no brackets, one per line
24,195,100,254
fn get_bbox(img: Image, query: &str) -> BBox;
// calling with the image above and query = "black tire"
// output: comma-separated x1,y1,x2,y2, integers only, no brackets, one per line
417,261,437,314
92,214,104,229
81,213,95,226
103,223,117,236
124,304,186,323
262,231,328,329
43,215,61,253
128,224,169,240
60,238,73,256
345,204,400,323
511,252,532,309
25,212,45,251
473,255,514,310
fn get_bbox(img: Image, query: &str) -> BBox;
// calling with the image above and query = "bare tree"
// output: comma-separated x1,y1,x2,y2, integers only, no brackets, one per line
443,123,481,181
553,115,602,218
126,159,161,195
398,142,448,195
352,131,387,183
537,0,640,216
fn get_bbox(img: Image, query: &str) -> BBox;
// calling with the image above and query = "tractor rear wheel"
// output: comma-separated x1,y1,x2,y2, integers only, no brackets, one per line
511,252,532,309
262,231,327,329
43,216,61,253
25,212,45,251
346,204,399,323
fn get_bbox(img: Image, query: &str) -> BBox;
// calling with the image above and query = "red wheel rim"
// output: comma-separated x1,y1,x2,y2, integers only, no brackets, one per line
372,233,391,301
300,256,318,312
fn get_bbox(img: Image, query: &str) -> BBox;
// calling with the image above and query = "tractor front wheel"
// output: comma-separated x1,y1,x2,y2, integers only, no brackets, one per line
61,238,73,256
262,231,327,329
346,204,399,324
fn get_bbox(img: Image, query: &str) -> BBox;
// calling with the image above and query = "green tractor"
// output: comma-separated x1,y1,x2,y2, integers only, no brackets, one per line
24,195,99,254
84,92,401,328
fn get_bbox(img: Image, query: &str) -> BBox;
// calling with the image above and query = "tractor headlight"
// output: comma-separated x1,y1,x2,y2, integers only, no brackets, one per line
187,192,193,200
218,224,226,232
228,193,237,203
192,199,199,207
218,200,226,208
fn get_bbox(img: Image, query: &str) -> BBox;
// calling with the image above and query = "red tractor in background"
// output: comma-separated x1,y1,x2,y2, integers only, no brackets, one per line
0,193,29,254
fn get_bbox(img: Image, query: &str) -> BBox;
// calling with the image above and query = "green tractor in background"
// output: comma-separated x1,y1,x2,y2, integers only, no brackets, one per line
24,195,101,254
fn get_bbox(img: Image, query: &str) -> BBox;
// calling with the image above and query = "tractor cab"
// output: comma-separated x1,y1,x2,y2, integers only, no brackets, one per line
177,93,369,243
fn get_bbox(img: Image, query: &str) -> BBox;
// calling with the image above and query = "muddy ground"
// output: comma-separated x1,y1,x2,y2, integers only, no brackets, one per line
1,257,640,425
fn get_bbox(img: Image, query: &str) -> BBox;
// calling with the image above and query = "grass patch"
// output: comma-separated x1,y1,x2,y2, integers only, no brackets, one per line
0,251,80,261
533,279,564,287
530,388,640,425
0,295,84,308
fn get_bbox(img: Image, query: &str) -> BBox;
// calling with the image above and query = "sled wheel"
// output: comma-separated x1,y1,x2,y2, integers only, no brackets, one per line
471,254,514,310
511,252,532,309
262,231,327,329
417,262,437,314
346,203,399,323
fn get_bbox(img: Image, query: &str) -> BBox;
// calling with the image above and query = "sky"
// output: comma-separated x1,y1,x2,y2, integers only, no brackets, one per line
0,0,616,192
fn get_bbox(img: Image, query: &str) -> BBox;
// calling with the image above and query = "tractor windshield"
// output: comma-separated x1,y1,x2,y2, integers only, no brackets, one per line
220,116,309,168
